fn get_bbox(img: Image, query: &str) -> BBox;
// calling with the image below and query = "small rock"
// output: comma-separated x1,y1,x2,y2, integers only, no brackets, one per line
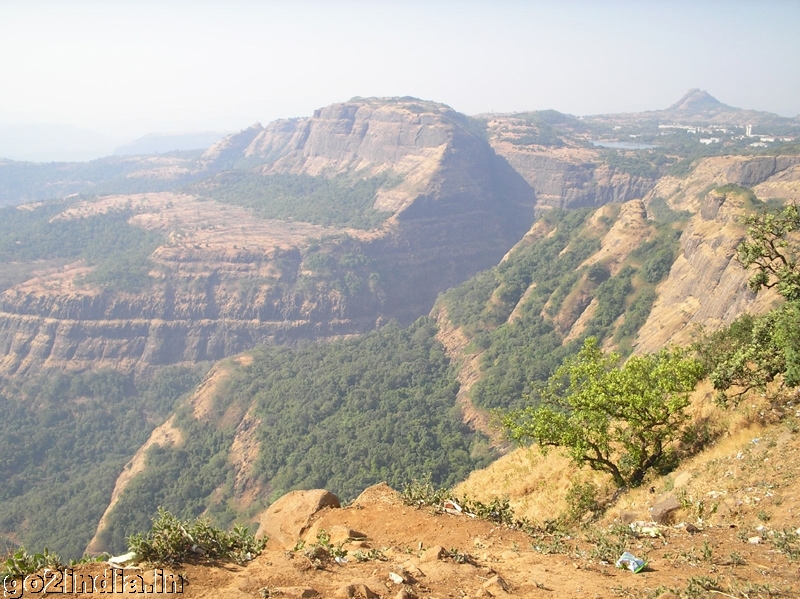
335,584,378,599
388,572,405,584
329,525,367,544
483,574,511,594
273,587,320,598
394,591,413,599
685,523,700,534
400,561,424,578
650,496,681,524
420,545,446,562
748,536,762,544
673,471,692,488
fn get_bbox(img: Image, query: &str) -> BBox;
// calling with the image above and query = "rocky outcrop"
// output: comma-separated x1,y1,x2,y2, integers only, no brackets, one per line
487,143,656,211
634,159,791,353
725,156,800,187
255,489,341,549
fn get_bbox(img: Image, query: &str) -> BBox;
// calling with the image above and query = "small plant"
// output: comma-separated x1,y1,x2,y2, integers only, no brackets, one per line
685,576,722,598
769,528,800,560
127,507,266,566
69,554,107,566
352,548,386,562
532,534,572,556
446,547,477,565
757,509,772,522
586,525,636,563
313,529,347,559
401,479,450,508
1,547,62,578
294,529,350,569
458,496,517,526
565,480,602,524
728,550,746,566
701,540,713,562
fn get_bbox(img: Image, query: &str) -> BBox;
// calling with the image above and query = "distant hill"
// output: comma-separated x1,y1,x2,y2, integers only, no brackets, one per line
0,122,117,162
665,88,733,114
593,88,797,128
114,131,230,156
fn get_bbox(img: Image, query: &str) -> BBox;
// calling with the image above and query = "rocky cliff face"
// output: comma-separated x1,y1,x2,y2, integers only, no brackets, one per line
484,117,656,211
491,146,656,210
0,99,537,374
634,155,800,353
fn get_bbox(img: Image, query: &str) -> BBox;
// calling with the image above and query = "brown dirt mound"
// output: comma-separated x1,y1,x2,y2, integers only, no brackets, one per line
37,479,800,598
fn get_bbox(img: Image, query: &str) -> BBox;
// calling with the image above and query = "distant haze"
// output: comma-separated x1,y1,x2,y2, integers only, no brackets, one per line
1,0,799,162
114,132,230,157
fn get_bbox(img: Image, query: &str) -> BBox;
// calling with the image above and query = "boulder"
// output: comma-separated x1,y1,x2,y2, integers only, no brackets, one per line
272,588,320,598
354,482,402,506
420,545,446,562
650,495,681,524
335,584,378,599
256,489,340,549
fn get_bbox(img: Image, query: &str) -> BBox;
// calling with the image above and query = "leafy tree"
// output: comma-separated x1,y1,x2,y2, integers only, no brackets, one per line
736,203,800,300
502,338,703,488
695,303,800,402
695,313,784,402
698,203,800,401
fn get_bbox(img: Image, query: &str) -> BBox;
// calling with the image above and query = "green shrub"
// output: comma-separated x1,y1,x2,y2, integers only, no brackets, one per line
127,508,265,566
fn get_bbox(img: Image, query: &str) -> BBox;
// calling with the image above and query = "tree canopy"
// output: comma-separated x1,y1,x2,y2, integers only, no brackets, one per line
502,338,703,488
736,203,800,300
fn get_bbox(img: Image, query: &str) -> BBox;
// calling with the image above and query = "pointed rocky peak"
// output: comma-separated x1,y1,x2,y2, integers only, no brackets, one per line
667,89,730,113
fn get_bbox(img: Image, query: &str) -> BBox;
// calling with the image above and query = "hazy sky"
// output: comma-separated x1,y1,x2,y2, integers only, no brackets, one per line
2,0,799,146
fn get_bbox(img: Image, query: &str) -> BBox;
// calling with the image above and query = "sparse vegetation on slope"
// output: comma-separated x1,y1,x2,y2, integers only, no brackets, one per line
439,205,677,411
0,201,164,292
191,172,394,229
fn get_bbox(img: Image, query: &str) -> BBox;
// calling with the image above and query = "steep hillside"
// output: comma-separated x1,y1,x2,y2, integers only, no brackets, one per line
635,155,800,353
435,154,800,420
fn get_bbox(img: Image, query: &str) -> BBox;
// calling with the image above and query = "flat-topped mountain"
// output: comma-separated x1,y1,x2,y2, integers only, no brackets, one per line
0,98,536,375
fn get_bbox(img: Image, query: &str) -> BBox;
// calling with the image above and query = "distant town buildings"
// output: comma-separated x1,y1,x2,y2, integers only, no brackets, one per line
657,122,793,147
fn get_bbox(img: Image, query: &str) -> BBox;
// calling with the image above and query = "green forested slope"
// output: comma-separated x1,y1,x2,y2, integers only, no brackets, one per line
190,172,394,229
0,366,205,558
98,318,493,555
439,206,682,411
